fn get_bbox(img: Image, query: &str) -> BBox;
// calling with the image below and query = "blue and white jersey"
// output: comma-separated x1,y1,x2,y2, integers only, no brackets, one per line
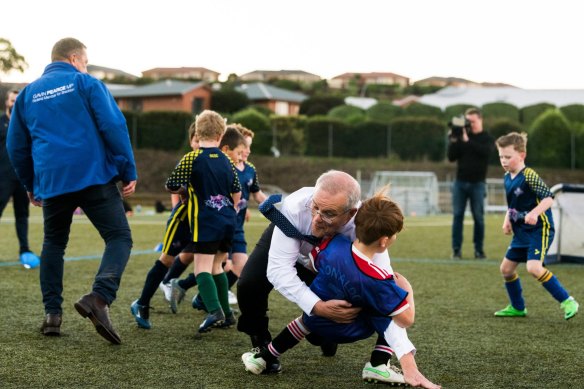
301,234,408,342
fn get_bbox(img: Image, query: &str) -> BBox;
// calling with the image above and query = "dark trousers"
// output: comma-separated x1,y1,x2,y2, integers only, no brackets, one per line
0,178,30,253
237,223,316,339
40,182,133,314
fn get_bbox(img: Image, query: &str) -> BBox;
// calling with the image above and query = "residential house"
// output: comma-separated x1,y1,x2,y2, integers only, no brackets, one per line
108,80,211,113
239,69,321,84
88,65,138,81
329,72,410,89
414,76,513,88
236,82,307,115
142,67,220,83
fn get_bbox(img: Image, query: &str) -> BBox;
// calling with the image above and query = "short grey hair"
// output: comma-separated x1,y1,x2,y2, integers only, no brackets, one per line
51,37,86,62
315,170,361,210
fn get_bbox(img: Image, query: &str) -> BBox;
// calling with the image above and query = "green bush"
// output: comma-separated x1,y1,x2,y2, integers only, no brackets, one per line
304,116,348,157
444,104,474,120
232,108,272,155
528,109,571,168
559,104,584,124
366,102,403,124
210,88,249,114
403,102,443,119
270,115,306,156
390,117,446,161
123,111,193,151
343,121,389,158
482,102,520,123
299,96,345,116
520,103,555,128
327,104,366,123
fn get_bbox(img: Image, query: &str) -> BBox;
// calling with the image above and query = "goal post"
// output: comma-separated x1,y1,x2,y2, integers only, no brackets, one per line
545,183,584,264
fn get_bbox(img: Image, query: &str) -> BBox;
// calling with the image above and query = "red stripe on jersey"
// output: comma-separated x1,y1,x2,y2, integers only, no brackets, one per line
351,245,393,280
309,235,335,268
390,299,410,316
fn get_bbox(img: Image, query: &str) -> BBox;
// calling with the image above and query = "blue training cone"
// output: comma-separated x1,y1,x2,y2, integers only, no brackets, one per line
153,242,163,252
20,252,40,269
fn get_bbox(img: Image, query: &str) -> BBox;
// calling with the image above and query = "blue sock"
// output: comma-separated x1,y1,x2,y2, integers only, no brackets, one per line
505,275,525,310
539,270,569,303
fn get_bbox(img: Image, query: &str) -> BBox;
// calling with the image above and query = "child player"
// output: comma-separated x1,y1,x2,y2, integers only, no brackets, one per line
494,132,578,320
242,190,441,389
166,111,242,333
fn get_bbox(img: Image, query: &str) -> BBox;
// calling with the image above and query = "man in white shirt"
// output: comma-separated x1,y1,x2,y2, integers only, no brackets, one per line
237,170,416,382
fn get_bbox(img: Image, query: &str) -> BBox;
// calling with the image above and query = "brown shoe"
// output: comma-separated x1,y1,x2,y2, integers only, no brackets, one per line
40,313,62,336
74,293,121,345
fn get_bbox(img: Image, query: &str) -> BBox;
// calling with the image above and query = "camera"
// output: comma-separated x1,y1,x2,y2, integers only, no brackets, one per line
448,115,471,138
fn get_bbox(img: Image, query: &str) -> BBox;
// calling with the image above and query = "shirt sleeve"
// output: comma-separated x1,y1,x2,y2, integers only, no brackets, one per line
267,226,321,315
524,168,553,200
166,151,196,191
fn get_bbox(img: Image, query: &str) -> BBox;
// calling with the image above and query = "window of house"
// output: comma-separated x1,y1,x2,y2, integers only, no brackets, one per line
275,101,289,115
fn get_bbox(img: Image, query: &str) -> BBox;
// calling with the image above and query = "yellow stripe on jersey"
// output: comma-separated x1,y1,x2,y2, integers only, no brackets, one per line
539,209,551,262
161,203,187,253
187,184,199,242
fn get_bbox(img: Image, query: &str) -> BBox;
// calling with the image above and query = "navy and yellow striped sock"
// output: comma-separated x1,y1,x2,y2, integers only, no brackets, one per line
538,270,570,303
504,274,525,310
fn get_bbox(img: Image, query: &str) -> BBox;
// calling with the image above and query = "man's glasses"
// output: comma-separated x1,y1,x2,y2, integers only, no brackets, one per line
306,200,352,225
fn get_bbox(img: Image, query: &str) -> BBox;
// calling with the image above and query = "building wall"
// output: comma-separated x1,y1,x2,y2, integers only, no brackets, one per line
116,88,211,113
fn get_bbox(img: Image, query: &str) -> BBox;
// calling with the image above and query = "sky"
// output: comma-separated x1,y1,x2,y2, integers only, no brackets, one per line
1,0,583,89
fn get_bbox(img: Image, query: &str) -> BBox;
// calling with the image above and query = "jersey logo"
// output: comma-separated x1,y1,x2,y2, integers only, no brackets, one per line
534,249,540,255
205,194,232,211
513,187,524,197
209,153,219,158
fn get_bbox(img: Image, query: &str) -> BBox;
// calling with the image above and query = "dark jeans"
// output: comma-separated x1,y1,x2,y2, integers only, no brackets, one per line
40,182,133,314
237,223,316,339
451,180,486,254
0,178,30,253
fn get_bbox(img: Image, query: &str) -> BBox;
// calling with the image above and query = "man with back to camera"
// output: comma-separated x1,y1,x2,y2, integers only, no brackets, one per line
7,37,137,344
447,107,494,260
0,89,40,268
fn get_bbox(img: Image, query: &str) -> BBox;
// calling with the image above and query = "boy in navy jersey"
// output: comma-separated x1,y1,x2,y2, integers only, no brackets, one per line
494,132,578,320
130,125,199,329
166,110,242,332
242,191,440,389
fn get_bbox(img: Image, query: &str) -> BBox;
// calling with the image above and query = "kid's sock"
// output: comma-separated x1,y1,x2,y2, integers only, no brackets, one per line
539,270,570,303
213,272,231,315
226,270,238,289
263,317,309,360
195,272,220,312
505,274,525,310
178,273,198,290
162,256,188,284
138,260,168,306
370,335,394,367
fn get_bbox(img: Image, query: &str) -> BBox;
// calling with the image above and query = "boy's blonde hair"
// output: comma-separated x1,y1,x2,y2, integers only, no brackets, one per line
195,110,226,141
355,187,404,245
496,132,528,153
233,123,255,139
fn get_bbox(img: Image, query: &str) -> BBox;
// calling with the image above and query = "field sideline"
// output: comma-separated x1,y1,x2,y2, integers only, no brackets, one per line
1,207,582,388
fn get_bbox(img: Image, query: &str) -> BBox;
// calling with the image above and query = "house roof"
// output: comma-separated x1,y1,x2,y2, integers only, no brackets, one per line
418,87,584,109
87,65,138,79
332,72,409,80
241,69,320,77
108,80,206,98
142,67,220,75
236,82,307,103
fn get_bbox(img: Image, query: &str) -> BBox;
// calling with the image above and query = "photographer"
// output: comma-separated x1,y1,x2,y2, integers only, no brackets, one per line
447,107,494,260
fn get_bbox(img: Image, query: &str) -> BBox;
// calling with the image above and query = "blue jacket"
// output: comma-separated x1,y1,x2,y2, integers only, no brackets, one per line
7,62,137,199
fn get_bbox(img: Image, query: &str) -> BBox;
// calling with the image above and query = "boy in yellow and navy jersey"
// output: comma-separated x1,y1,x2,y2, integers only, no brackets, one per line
130,126,199,329
495,132,578,320
166,110,242,332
